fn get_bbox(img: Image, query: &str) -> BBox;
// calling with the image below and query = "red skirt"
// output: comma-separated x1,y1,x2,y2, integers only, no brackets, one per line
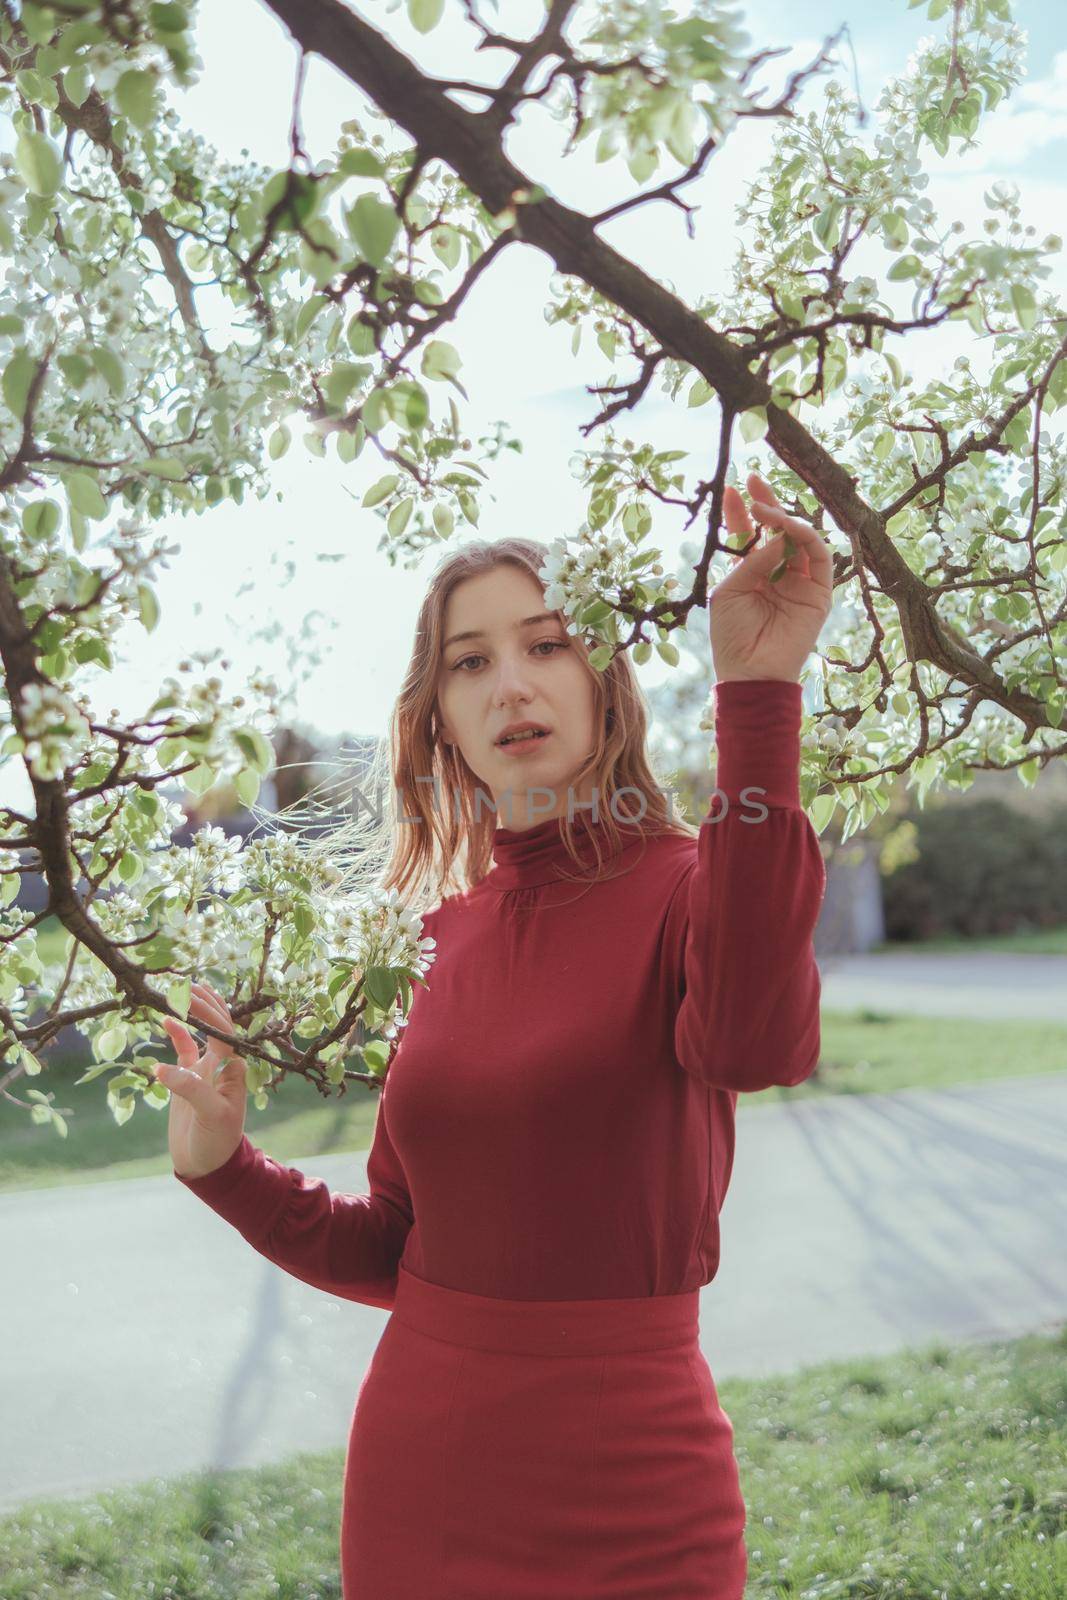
340,1263,748,1598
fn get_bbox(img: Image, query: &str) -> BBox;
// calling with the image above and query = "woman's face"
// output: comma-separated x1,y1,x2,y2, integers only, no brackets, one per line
435,564,600,831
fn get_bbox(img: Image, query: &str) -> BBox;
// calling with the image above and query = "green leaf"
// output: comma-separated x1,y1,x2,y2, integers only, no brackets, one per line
137,583,160,633
363,964,401,1010
22,499,61,541
269,424,291,460
117,850,144,885
386,378,429,430
74,1061,117,1087
15,132,62,197
887,255,921,281
1010,283,1037,331
347,319,377,356
234,726,273,773
363,474,400,508
95,1024,127,1062
362,1038,391,1074
16,68,51,106
139,457,185,480
880,210,909,248
262,170,320,231
688,377,713,407
167,977,192,1020
812,202,842,249
808,793,837,834
346,193,400,268
597,328,617,361
337,422,366,462
339,148,384,178
432,503,454,537
408,0,446,32
387,497,415,537
234,767,260,808
150,3,189,31
431,225,462,270
421,339,462,382
116,68,158,130
628,147,657,184
359,389,390,437
2,350,37,420
66,472,107,520
295,294,328,342
666,96,696,166
323,360,372,410
20,5,57,45
90,345,126,397
739,405,768,443
184,761,217,797
57,352,92,389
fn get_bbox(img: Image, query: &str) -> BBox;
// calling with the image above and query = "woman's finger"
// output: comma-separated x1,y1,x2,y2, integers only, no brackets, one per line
746,471,782,509
193,996,246,1076
189,997,231,1041
722,484,756,554
191,980,228,1010
190,983,232,1025
748,502,834,589
160,1016,199,1070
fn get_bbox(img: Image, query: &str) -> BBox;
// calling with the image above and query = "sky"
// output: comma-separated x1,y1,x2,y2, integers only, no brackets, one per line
4,0,1066,808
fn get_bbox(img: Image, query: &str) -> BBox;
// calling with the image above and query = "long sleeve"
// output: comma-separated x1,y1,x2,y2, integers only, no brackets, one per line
173,1069,415,1310
665,678,826,1093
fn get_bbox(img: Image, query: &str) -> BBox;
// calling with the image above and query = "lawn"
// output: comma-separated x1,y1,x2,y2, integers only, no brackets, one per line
1,1323,1063,1597
2,1010,1065,1192
757,1009,1067,1105
874,924,1067,956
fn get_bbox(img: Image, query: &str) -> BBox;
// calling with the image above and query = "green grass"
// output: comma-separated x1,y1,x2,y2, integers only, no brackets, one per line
3,1010,1066,1192
0,1049,381,1194
874,924,1067,956
1,1324,1063,1598
756,1009,1067,1106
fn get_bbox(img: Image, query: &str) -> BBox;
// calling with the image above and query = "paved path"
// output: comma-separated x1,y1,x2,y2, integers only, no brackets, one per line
2,1071,1064,1516
818,950,1067,1022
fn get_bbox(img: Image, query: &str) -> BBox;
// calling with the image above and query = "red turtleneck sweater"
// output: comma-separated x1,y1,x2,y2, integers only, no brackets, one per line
175,679,825,1307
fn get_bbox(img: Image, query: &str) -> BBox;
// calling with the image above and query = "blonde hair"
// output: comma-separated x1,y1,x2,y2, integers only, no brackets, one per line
256,537,698,913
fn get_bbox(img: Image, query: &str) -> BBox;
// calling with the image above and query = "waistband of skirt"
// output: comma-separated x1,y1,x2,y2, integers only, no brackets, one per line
392,1263,700,1356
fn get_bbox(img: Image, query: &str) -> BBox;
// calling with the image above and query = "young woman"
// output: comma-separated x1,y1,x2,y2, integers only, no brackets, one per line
158,471,834,1598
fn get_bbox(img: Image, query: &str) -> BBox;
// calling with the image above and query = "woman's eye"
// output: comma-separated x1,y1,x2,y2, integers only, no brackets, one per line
452,641,568,672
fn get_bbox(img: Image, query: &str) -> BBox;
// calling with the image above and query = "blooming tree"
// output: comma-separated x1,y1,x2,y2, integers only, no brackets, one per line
0,0,1064,1135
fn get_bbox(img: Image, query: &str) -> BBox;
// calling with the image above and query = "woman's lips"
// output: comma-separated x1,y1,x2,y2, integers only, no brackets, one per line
496,731,552,756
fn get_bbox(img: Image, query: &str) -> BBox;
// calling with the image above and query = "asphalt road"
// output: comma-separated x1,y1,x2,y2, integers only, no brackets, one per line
3,1069,1064,1516
819,950,1067,1022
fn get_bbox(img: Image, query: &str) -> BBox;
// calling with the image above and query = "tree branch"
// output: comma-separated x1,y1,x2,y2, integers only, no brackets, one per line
258,0,1052,738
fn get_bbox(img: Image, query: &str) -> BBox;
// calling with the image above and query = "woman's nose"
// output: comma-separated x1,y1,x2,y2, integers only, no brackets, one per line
494,658,534,699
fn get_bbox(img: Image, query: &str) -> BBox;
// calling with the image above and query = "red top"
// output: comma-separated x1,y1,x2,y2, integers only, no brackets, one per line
175,679,825,1308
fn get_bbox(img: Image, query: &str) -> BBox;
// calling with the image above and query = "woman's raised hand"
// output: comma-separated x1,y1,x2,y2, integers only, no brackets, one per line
710,471,834,685
156,982,248,1180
